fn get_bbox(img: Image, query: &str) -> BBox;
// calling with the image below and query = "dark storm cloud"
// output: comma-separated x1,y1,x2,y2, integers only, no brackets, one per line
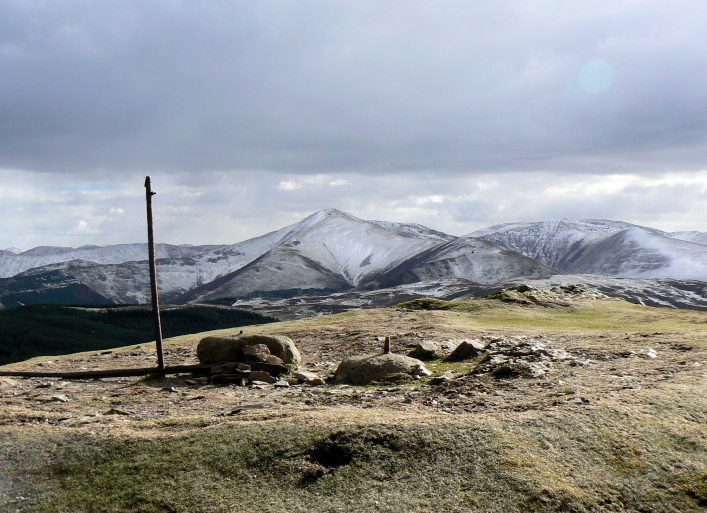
1,1,706,176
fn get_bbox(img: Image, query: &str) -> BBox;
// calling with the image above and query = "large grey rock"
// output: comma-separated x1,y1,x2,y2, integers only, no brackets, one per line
333,353,430,385
197,334,301,366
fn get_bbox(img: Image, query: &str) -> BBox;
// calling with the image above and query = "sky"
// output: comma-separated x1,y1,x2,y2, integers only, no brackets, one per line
1,0,706,249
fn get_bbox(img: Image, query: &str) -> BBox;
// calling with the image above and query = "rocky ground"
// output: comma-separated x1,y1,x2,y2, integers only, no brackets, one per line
1,292,706,512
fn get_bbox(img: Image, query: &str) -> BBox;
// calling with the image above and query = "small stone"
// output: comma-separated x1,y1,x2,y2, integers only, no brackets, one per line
264,354,285,366
446,340,488,361
50,394,70,403
305,377,325,386
408,341,443,360
104,408,130,415
293,370,318,382
273,380,290,388
646,349,657,358
211,374,247,385
250,362,288,377
249,371,276,384
428,375,450,386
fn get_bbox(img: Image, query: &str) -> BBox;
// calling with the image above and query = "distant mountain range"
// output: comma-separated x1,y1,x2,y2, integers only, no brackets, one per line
1,209,705,309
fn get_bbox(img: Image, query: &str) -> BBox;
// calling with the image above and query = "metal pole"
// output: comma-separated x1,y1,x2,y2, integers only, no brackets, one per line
145,176,165,375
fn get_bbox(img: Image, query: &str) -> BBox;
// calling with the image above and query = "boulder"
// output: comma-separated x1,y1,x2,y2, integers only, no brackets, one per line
333,353,430,385
408,341,443,360
446,339,488,361
197,334,301,366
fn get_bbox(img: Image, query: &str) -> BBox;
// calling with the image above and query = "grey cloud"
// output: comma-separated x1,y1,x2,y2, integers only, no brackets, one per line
1,1,705,176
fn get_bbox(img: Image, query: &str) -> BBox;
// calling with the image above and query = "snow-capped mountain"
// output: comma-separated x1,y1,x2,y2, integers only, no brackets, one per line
175,209,454,302
470,219,707,280
1,211,705,309
363,236,553,289
0,243,224,279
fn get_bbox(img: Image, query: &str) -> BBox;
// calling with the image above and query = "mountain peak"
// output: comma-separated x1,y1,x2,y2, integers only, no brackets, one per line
304,208,357,222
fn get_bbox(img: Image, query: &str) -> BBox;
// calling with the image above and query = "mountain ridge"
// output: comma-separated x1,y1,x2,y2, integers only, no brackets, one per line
1,210,705,308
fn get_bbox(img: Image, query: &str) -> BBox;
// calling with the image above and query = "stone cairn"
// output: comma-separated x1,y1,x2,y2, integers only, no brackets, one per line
196,334,321,386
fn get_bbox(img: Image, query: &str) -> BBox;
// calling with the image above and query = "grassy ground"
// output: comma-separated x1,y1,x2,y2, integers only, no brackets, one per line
1,295,705,512
6,405,705,513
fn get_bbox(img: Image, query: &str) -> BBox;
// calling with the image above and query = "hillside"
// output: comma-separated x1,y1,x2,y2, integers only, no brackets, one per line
0,304,276,365
471,219,707,280
1,294,705,512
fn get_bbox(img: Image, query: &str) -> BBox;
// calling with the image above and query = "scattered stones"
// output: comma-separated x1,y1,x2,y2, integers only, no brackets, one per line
333,353,430,385
408,341,443,360
463,337,580,379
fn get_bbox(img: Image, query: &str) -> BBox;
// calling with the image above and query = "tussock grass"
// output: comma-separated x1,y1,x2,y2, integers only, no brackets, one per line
11,402,705,513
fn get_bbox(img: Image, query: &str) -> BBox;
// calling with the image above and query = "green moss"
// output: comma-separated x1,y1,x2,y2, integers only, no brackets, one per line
396,298,455,311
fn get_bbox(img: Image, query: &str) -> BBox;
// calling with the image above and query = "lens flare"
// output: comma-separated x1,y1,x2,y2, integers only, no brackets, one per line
579,60,614,94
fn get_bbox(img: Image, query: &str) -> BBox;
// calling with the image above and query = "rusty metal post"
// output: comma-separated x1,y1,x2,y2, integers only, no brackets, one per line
145,176,165,375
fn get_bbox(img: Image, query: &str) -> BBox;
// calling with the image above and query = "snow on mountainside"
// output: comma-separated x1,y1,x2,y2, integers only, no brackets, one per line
566,228,707,279
1,211,705,308
364,236,554,288
669,231,707,245
176,209,455,302
0,243,223,279
471,219,707,281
